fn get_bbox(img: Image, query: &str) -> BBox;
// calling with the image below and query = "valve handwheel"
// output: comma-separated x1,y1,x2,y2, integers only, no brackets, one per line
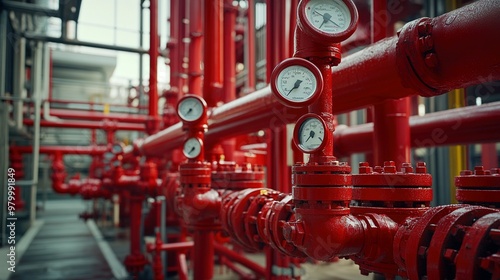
298,0,358,43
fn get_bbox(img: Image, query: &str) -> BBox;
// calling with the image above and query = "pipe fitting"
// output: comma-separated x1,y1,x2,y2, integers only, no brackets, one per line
455,166,500,208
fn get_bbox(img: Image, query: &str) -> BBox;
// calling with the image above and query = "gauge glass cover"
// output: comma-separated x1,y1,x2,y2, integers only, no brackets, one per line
305,0,352,35
298,117,325,152
276,65,318,102
183,138,202,159
178,97,203,122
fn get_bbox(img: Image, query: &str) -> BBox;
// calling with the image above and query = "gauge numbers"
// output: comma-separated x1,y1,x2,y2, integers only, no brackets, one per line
277,65,318,102
305,0,352,34
178,97,204,122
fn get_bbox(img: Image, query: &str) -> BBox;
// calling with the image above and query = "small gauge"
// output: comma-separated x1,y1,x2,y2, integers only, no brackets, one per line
271,58,323,108
177,95,207,123
103,152,114,163
298,0,358,42
293,114,328,153
112,143,124,154
183,137,202,159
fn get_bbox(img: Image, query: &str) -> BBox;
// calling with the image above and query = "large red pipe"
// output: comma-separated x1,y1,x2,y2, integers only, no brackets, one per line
188,0,203,96
13,145,107,155
127,1,500,158
204,0,224,107
334,102,500,157
332,0,500,114
148,0,159,134
24,119,145,131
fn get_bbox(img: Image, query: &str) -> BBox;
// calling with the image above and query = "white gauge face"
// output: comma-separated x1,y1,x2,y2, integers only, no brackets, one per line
305,0,352,34
276,65,318,102
183,137,202,159
298,117,325,152
112,144,123,154
178,97,203,122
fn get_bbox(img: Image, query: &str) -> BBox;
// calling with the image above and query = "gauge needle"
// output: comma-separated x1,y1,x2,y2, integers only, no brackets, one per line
305,130,315,142
318,137,323,141
185,108,192,115
314,10,341,28
287,80,303,96
188,146,195,154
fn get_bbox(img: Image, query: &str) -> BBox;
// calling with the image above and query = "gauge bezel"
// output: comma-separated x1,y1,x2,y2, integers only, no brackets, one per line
298,0,358,43
182,137,203,159
293,113,328,154
270,57,323,108
177,94,208,123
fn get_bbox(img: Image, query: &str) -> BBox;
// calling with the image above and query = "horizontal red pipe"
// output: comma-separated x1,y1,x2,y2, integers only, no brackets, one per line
13,145,107,155
48,99,148,109
24,119,145,131
334,102,500,157
332,0,500,114
213,243,266,278
47,109,148,123
129,1,499,158
147,241,194,252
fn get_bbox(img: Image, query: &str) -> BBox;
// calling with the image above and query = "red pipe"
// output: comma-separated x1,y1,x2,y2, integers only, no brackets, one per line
13,145,107,155
128,1,499,158
46,108,148,123
148,0,159,134
214,243,266,278
334,102,500,157
246,0,256,90
48,99,148,109
371,0,411,167
188,0,203,96
24,119,145,131
332,0,500,114
204,0,224,107
167,0,180,94
124,194,148,274
193,231,214,280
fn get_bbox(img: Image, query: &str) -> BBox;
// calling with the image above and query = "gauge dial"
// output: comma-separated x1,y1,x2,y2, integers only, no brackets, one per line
112,143,123,154
183,137,202,159
294,114,327,153
271,58,323,108
177,96,205,122
298,0,358,42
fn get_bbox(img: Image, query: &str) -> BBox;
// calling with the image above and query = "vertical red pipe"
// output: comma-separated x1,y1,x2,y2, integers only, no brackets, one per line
222,0,237,160
188,0,203,96
149,0,159,134
265,1,291,279
168,0,180,94
193,231,214,279
130,195,143,257
204,0,224,107
246,0,256,90
371,0,410,166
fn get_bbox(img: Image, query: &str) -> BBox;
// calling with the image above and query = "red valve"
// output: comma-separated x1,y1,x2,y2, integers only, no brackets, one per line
455,166,500,208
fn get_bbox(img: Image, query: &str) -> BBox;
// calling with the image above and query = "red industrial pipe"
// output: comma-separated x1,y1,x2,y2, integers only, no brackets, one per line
13,145,107,155
188,0,203,97
332,0,500,114
24,119,145,131
124,194,148,275
128,1,498,157
147,0,160,135
371,0,411,167
46,108,148,123
204,0,224,107
334,101,500,157
246,0,256,90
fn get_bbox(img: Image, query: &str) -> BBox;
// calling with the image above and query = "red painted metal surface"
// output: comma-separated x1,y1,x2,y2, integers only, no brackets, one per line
24,119,145,131
147,0,160,135
334,101,500,157
188,0,203,97
455,166,500,208
13,145,107,155
124,195,148,275
46,109,148,123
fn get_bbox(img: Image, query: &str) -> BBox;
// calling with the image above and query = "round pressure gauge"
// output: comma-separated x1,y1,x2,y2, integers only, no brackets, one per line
111,143,124,154
293,113,328,153
298,0,358,42
183,137,202,159
177,95,207,123
270,58,323,108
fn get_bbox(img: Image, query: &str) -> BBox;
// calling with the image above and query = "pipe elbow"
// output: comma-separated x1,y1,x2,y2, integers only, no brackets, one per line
286,211,364,261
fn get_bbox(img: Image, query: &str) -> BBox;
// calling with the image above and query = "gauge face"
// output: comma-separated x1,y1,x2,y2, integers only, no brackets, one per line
305,0,352,34
183,137,202,159
271,58,323,108
112,144,123,154
103,152,114,162
277,65,317,102
297,116,326,153
178,97,204,122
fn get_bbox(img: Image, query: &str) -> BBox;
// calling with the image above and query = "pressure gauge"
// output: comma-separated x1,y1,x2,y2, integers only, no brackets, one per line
183,137,202,159
298,0,358,42
112,143,124,154
293,113,328,153
271,58,323,108
177,95,207,123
